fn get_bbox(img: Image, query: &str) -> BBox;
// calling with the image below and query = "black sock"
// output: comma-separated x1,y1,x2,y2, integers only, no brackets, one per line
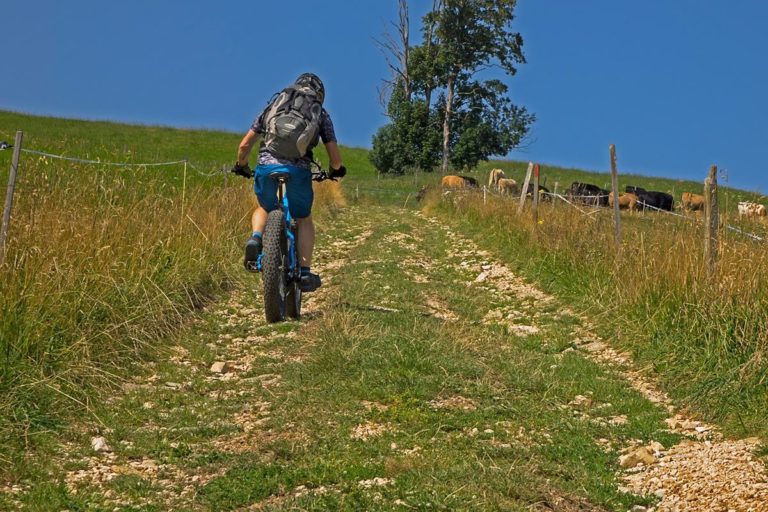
300,266,311,276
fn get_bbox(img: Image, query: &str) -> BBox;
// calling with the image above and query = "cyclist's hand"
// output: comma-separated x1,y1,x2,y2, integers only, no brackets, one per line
231,162,253,179
329,165,347,179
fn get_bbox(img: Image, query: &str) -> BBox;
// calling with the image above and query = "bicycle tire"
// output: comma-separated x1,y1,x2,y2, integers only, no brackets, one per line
262,210,287,323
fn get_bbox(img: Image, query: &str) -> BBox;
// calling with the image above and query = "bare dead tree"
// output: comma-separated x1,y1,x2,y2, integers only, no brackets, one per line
423,0,442,108
374,0,411,103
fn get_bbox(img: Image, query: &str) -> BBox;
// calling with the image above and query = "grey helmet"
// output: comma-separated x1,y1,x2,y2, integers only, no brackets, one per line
295,73,325,103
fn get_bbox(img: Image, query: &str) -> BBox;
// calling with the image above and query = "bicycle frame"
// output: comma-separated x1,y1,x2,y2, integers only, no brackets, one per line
254,168,332,322
256,178,298,278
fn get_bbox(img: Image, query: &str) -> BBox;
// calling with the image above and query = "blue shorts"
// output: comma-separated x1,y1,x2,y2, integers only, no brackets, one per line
254,164,314,218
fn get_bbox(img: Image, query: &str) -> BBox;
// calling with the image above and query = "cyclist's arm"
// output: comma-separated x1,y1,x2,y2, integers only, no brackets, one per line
324,141,343,170
237,129,260,166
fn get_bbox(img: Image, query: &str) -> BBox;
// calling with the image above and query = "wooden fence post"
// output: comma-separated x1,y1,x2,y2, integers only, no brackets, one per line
532,163,540,226
1,131,23,265
517,161,533,214
179,160,188,232
704,164,719,276
483,185,487,205
552,181,559,211
609,144,621,250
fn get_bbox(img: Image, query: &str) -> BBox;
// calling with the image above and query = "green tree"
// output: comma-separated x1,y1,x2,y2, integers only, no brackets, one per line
449,78,534,170
370,0,532,175
370,83,442,174
432,0,528,172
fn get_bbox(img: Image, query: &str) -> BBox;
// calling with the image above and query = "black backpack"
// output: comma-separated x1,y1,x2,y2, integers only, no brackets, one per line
261,85,323,160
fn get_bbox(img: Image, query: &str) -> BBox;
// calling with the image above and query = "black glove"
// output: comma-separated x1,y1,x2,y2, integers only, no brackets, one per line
231,163,253,179
329,165,347,179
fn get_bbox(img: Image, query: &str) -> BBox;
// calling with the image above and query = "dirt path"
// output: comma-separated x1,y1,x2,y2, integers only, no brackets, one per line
421,213,768,512
3,204,766,511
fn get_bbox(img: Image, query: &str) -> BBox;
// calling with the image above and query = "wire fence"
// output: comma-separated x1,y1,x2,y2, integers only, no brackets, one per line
1,145,228,178
19,148,188,168
549,189,766,244
6,143,767,244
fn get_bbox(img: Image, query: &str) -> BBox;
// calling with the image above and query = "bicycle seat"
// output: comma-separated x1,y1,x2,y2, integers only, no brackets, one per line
268,172,292,183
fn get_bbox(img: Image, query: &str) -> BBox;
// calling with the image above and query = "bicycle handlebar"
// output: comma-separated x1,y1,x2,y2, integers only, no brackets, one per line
311,170,337,182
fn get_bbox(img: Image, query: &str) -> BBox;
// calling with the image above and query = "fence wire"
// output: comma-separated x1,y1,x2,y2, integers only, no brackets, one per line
10,147,233,179
539,189,767,244
20,148,187,167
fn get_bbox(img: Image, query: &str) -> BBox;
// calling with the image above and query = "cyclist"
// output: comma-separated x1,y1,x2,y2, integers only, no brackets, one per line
232,73,346,293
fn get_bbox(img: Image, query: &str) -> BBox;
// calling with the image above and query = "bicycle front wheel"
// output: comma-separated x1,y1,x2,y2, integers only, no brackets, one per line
262,210,288,323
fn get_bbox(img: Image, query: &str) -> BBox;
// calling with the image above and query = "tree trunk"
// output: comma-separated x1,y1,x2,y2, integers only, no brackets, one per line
423,1,439,108
441,73,455,174
399,0,411,100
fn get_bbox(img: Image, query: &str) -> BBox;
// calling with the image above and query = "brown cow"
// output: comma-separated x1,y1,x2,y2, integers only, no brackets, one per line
497,178,518,195
681,192,705,211
608,192,638,211
441,175,467,189
488,168,505,187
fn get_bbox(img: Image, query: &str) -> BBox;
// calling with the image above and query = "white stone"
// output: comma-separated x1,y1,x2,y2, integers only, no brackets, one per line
210,362,231,374
91,436,111,453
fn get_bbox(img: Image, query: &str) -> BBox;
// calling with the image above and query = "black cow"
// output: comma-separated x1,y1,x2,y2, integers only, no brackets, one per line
525,183,551,202
567,181,609,206
625,185,673,211
459,175,479,188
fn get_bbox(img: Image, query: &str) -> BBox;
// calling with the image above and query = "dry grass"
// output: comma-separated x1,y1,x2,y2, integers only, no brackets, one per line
0,156,346,465
427,189,768,437
313,179,347,210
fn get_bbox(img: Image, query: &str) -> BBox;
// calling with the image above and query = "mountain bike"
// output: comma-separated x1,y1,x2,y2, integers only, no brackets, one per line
253,169,335,323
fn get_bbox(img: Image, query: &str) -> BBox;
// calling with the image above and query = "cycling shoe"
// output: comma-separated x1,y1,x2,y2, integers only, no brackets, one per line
244,236,262,272
299,272,322,292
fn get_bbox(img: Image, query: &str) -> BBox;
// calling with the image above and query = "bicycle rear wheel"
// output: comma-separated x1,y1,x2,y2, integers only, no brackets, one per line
262,210,288,323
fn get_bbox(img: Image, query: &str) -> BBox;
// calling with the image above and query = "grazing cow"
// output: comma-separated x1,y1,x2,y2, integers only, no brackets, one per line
608,192,638,211
488,168,506,187
738,201,767,218
566,181,610,206
459,175,479,188
626,185,673,211
497,178,518,195
681,192,705,211
441,175,466,189
525,183,551,201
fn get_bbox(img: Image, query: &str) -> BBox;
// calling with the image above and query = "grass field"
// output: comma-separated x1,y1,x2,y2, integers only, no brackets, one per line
0,111,352,469
1,111,766,509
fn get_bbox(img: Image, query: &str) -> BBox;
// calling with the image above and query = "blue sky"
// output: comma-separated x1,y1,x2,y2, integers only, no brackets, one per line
1,1,766,191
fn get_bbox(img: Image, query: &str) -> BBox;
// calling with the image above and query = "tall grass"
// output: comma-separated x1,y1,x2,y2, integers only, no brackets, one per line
0,111,347,468
427,189,768,438
0,159,246,461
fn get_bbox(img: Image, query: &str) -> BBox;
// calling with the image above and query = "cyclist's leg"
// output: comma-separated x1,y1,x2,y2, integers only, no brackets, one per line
251,206,269,235
284,166,315,265
285,166,320,291
296,215,314,268
246,165,281,268
254,164,282,213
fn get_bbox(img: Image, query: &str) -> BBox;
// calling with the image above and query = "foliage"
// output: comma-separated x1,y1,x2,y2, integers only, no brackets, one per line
369,86,442,174
371,0,534,174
